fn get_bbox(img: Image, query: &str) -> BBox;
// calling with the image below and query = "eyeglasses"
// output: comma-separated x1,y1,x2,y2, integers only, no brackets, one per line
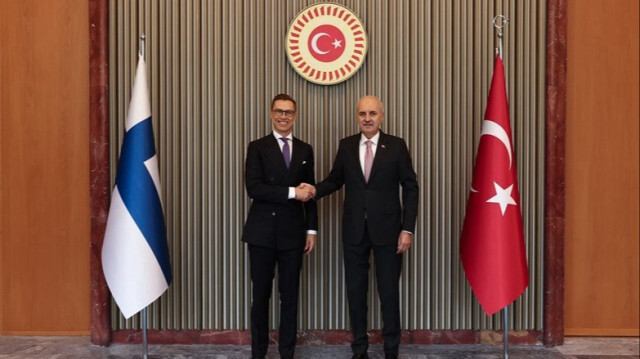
273,109,296,117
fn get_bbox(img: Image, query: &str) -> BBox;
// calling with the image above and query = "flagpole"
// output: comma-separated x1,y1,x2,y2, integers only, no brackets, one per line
142,307,149,359
139,34,146,58
139,33,148,359
104,28,171,356
492,15,510,359
504,306,509,359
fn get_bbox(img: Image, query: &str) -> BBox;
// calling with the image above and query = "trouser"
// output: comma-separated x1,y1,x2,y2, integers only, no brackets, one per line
343,226,403,355
249,244,304,358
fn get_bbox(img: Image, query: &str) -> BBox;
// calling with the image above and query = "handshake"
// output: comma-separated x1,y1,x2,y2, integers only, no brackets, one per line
295,183,316,202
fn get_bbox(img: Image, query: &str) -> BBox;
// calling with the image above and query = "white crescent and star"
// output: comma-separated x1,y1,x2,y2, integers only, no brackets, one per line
311,33,343,55
469,119,518,215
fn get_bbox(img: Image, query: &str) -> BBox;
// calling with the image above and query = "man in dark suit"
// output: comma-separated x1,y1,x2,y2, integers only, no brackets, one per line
242,93,317,359
311,96,419,359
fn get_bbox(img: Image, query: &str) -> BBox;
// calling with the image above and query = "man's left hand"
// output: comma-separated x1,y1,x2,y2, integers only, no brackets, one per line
397,231,412,254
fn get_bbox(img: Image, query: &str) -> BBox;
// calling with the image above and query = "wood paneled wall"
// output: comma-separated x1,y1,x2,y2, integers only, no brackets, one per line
565,0,640,336
0,0,90,334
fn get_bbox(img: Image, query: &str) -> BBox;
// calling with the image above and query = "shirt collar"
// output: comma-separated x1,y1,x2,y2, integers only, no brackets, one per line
360,131,380,146
273,130,293,141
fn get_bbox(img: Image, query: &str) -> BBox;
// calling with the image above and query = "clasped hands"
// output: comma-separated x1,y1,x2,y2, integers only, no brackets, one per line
295,183,316,202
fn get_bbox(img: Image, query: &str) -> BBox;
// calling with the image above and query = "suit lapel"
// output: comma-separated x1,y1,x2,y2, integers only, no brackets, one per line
348,135,367,184
288,137,303,173
265,134,289,172
368,132,388,183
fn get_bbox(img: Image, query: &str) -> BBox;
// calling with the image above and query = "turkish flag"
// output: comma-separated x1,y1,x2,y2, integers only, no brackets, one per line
460,55,529,316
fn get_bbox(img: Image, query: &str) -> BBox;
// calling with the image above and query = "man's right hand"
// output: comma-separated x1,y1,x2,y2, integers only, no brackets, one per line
295,183,316,202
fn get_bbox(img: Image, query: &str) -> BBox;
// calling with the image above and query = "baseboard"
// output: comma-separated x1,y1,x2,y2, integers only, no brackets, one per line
565,328,640,337
111,329,543,345
0,331,91,336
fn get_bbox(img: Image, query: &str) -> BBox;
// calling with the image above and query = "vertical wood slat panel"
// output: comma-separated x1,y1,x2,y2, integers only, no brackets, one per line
109,0,545,331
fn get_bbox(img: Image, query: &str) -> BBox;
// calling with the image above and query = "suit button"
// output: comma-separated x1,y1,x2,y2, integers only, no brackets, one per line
272,212,276,216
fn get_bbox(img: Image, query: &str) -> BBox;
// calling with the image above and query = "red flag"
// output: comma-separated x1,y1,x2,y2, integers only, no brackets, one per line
460,55,529,316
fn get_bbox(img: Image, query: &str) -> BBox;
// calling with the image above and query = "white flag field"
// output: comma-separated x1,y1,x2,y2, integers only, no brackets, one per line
102,55,172,319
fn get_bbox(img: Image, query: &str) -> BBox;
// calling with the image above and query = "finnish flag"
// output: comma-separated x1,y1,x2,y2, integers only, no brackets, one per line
102,55,172,319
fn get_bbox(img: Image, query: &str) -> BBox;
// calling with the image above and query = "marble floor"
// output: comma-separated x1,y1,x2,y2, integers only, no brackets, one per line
0,336,637,358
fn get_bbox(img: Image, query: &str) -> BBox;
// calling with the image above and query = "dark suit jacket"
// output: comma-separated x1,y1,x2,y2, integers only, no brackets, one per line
242,133,318,250
316,131,418,245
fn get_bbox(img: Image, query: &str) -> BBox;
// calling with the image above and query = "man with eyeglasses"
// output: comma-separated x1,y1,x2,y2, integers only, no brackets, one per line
242,93,317,359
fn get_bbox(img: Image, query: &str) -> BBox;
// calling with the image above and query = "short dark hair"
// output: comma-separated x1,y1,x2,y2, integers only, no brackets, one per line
271,93,297,111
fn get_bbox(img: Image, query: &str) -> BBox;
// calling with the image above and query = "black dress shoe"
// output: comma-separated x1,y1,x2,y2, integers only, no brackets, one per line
251,356,265,359
351,354,369,359
384,354,398,359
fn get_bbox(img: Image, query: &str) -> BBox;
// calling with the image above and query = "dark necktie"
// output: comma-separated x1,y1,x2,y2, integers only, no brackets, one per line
280,137,291,168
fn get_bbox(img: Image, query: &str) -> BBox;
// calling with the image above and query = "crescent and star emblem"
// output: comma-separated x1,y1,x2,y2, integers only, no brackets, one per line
311,33,336,54
470,118,518,216
286,3,368,85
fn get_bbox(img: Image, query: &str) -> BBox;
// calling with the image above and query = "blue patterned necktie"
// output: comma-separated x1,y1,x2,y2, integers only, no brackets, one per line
280,137,291,168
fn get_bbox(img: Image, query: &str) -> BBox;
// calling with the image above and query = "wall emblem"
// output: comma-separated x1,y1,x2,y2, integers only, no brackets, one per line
286,3,368,85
